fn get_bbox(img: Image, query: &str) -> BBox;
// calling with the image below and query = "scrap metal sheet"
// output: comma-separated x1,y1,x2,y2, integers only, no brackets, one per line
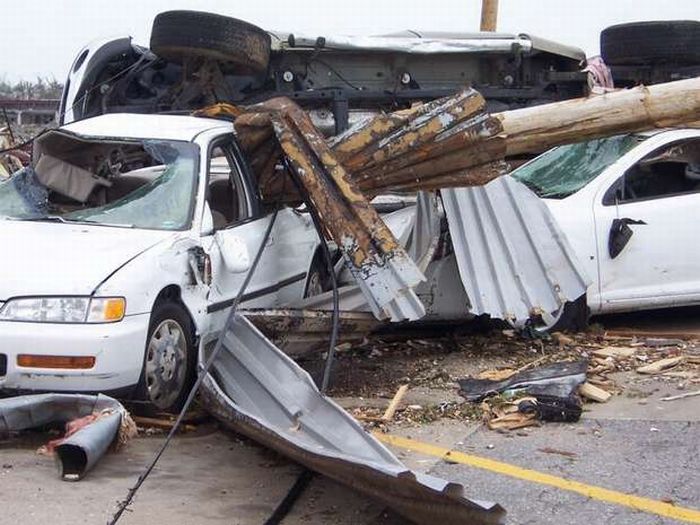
200,314,505,525
0,393,126,481
442,176,590,326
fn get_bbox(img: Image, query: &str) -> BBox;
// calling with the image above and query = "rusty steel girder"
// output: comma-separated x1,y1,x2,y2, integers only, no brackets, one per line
268,100,426,321
235,88,507,201
229,90,506,320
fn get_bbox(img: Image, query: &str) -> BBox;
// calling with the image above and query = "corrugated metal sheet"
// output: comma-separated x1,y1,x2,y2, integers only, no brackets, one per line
442,176,590,326
201,314,505,525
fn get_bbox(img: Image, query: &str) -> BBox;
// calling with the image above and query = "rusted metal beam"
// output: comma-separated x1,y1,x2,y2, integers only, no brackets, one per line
237,97,426,321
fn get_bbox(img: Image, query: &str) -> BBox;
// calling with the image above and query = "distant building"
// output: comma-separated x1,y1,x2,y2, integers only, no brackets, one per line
0,98,58,125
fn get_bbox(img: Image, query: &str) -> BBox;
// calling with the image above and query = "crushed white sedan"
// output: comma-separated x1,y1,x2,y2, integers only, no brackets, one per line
512,128,700,317
0,114,322,411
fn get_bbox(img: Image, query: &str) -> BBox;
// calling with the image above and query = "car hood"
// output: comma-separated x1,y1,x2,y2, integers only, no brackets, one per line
0,221,176,299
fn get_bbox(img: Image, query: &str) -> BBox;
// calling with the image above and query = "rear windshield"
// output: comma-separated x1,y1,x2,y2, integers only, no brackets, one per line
511,134,646,198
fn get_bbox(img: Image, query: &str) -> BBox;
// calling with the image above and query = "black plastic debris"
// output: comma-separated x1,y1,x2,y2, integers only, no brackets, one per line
516,392,582,422
458,360,588,423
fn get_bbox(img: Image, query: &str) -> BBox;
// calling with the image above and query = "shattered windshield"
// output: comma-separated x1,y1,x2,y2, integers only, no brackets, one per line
511,134,646,198
0,135,198,230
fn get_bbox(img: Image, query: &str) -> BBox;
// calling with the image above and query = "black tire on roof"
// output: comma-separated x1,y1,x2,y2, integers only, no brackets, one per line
600,20,700,65
150,10,271,74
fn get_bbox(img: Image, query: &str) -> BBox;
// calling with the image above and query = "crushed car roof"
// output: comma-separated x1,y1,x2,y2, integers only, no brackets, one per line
60,113,233,141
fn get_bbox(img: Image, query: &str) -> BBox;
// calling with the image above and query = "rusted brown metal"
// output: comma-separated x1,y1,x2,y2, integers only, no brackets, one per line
192,102,243,119
336,90,486,171
232,97,427,319
356,137,507,194
382,160,509,193
267,99,426,320
233,88,507,202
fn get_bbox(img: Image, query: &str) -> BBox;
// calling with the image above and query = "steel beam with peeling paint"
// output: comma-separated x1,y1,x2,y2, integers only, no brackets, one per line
200,314,506,525
266,99,426,321
442,176,590,326
287,192,441,318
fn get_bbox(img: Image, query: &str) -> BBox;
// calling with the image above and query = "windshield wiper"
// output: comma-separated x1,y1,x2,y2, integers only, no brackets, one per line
72,218,135,228
7,216,134,228
10,215,69,223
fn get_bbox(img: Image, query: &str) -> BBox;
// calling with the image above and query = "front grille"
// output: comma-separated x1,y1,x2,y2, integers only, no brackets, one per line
0,354,6,376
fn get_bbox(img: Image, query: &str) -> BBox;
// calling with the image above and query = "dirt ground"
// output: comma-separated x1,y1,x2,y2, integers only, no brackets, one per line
1,308,699,525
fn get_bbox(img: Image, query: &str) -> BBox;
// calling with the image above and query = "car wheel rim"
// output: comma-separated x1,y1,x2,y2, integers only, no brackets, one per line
145,319,188,409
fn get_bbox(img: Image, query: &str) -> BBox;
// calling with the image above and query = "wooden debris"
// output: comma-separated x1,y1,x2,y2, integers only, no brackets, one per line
482,397,540,431
514,356,548,374
636,356,686,375
551,332,574,346
579,382,612,403
586,375,616,389
132,415,196,432
660,390,700,402
592,346,637,360
381,384,409,422
605,329,698,341
477,369,516,381
236,77,700,202
499,77,700,157
537,447,578,458
487,411,538,431
661,371,697,380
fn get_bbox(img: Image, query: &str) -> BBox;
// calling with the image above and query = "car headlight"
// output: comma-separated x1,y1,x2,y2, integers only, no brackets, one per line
0,297,125,323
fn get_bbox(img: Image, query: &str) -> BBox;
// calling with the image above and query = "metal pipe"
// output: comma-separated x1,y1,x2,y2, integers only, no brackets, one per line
0,393,127,481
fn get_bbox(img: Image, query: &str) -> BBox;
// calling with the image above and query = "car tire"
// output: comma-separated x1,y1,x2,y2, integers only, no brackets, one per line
150,10,271,74
135,302,196,414
601,20,700,65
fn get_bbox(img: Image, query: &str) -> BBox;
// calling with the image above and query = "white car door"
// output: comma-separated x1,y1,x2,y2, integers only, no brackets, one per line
202,137,317,321
593,135,700,313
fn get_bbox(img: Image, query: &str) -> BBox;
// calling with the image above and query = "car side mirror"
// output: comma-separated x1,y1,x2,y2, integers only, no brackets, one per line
215,232,251,273
608,217,646,259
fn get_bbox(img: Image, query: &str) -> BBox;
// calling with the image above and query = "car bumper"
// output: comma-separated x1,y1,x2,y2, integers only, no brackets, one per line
0,313,150,393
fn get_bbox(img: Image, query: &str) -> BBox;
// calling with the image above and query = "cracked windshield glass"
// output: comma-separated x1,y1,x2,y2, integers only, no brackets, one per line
0,136,198,230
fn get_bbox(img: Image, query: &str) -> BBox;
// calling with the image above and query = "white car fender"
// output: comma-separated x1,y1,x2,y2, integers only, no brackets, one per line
94,233,211,335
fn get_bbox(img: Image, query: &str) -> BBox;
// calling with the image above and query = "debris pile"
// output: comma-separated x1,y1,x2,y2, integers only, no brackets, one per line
327,328,699,433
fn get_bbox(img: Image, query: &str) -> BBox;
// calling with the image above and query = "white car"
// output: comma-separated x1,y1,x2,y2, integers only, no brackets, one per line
511,128,700,318
0,114,322,411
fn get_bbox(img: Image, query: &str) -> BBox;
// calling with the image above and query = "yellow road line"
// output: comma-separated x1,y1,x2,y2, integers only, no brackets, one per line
375,433,700,524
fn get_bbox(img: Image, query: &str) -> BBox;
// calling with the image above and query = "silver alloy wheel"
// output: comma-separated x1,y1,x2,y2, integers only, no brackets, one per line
145,319,188,409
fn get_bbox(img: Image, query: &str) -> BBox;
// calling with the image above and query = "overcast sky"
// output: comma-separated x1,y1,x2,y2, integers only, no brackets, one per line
2,0,697,82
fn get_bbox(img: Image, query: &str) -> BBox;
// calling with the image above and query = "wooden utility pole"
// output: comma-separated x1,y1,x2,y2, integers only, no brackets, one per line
480,0,499,31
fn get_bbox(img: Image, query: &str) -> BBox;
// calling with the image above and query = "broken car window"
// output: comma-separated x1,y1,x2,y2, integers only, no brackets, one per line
620,138,700,202
207,144,249,230
511,134,645,199
0,137,199,230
